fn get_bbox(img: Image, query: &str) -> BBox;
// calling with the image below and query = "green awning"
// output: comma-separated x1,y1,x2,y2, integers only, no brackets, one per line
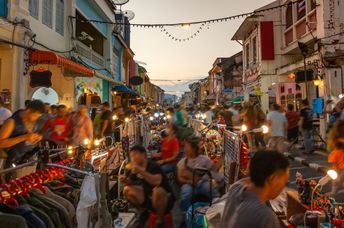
225,96,244,105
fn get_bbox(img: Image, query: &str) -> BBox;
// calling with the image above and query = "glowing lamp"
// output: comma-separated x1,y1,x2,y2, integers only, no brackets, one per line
313,79,321,86
288,73,296,80
261,125,269,134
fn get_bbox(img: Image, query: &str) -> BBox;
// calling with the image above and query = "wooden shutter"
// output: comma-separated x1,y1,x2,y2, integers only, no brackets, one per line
260,21,275,60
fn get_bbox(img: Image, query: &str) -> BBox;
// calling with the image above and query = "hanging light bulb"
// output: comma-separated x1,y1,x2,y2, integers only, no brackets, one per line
181,23,190,29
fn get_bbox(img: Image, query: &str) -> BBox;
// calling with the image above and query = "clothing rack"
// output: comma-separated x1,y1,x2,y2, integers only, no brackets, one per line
0,148,71,175
46,163,91,176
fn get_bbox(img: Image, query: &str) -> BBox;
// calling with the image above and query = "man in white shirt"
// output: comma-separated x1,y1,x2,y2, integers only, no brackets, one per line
267,103,287,153
0,98,12,127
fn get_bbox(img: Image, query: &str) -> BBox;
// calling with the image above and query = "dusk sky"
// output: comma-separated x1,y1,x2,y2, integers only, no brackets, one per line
124,0,274,95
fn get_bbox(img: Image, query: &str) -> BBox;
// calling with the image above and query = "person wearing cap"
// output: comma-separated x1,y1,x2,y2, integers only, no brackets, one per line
177,136,223,212
121,145,174,227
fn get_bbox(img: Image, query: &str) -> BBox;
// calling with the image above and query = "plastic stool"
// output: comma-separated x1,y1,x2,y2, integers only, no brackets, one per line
148,212,173,228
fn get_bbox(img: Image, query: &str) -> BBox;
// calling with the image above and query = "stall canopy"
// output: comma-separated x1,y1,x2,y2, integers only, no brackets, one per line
225,96,244,105
29,50,94,77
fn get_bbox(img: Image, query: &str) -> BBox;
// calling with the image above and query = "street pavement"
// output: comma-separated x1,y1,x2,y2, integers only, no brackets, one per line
286,149,344,203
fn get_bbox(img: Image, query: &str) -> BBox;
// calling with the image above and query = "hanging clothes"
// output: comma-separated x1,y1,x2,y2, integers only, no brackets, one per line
76,175,98,228
0,212,28,228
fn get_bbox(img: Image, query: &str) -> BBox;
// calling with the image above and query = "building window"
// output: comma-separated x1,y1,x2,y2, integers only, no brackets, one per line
252,37,257,64
29,0,39,19
245,43,250,69
55,0,64,35
310,0,316,10
42,0,53,28
297,0,306,20
286,2,293,28
76,11,104,56
280,85,285,93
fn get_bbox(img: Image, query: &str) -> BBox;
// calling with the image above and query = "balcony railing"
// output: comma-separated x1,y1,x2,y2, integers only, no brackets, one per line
75,41,105,68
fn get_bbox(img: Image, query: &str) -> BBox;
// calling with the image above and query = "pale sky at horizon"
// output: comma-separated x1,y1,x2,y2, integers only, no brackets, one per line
124,0,274,94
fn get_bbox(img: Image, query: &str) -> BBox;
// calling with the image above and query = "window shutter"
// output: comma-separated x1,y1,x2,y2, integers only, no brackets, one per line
42,0,52,28
29,0,39,19
55,0,64,35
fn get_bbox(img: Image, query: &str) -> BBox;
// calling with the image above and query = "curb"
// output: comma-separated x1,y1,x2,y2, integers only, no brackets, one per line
284,152,327,175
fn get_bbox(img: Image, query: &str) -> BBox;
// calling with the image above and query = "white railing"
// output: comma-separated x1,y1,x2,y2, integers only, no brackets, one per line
75,41,105,68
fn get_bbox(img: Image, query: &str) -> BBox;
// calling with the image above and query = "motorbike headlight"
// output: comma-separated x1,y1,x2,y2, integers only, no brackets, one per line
261,125,269,134
241,124,248,132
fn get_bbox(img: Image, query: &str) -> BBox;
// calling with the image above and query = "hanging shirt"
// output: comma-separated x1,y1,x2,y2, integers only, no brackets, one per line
77,175,98,228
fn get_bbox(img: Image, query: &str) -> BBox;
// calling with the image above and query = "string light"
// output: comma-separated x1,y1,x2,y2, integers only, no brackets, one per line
70,1,301,28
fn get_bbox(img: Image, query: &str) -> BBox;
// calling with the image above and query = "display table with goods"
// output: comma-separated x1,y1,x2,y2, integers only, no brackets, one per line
268,171,344,228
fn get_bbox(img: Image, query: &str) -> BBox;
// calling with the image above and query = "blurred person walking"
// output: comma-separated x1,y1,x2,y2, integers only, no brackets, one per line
267,103,287,153
285,104,299,143
299,99,314,154
67,105,93,146
328,120,344,195
41,105,68,146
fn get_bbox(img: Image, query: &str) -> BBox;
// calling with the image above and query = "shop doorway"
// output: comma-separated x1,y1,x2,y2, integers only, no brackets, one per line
32,87,59,105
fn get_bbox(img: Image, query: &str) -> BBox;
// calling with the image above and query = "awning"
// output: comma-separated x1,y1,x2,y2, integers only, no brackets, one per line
29,50,94,76
225,96,244,105
112,85,138,96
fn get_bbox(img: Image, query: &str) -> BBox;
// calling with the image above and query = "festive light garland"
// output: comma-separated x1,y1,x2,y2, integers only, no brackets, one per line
70,1,302,28
160,23,207,42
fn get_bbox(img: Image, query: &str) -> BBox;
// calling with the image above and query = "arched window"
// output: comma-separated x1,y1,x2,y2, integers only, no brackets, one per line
286,2,293,28
32,87,59,104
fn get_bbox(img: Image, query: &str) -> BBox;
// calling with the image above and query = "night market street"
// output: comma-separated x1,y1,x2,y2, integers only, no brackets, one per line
1,0,344,228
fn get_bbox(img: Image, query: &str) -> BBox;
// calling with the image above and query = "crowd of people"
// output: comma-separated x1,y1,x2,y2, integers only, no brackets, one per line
0,96,344,227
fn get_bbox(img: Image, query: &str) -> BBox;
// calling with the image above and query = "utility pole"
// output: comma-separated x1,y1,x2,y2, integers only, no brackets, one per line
299,42,309,100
